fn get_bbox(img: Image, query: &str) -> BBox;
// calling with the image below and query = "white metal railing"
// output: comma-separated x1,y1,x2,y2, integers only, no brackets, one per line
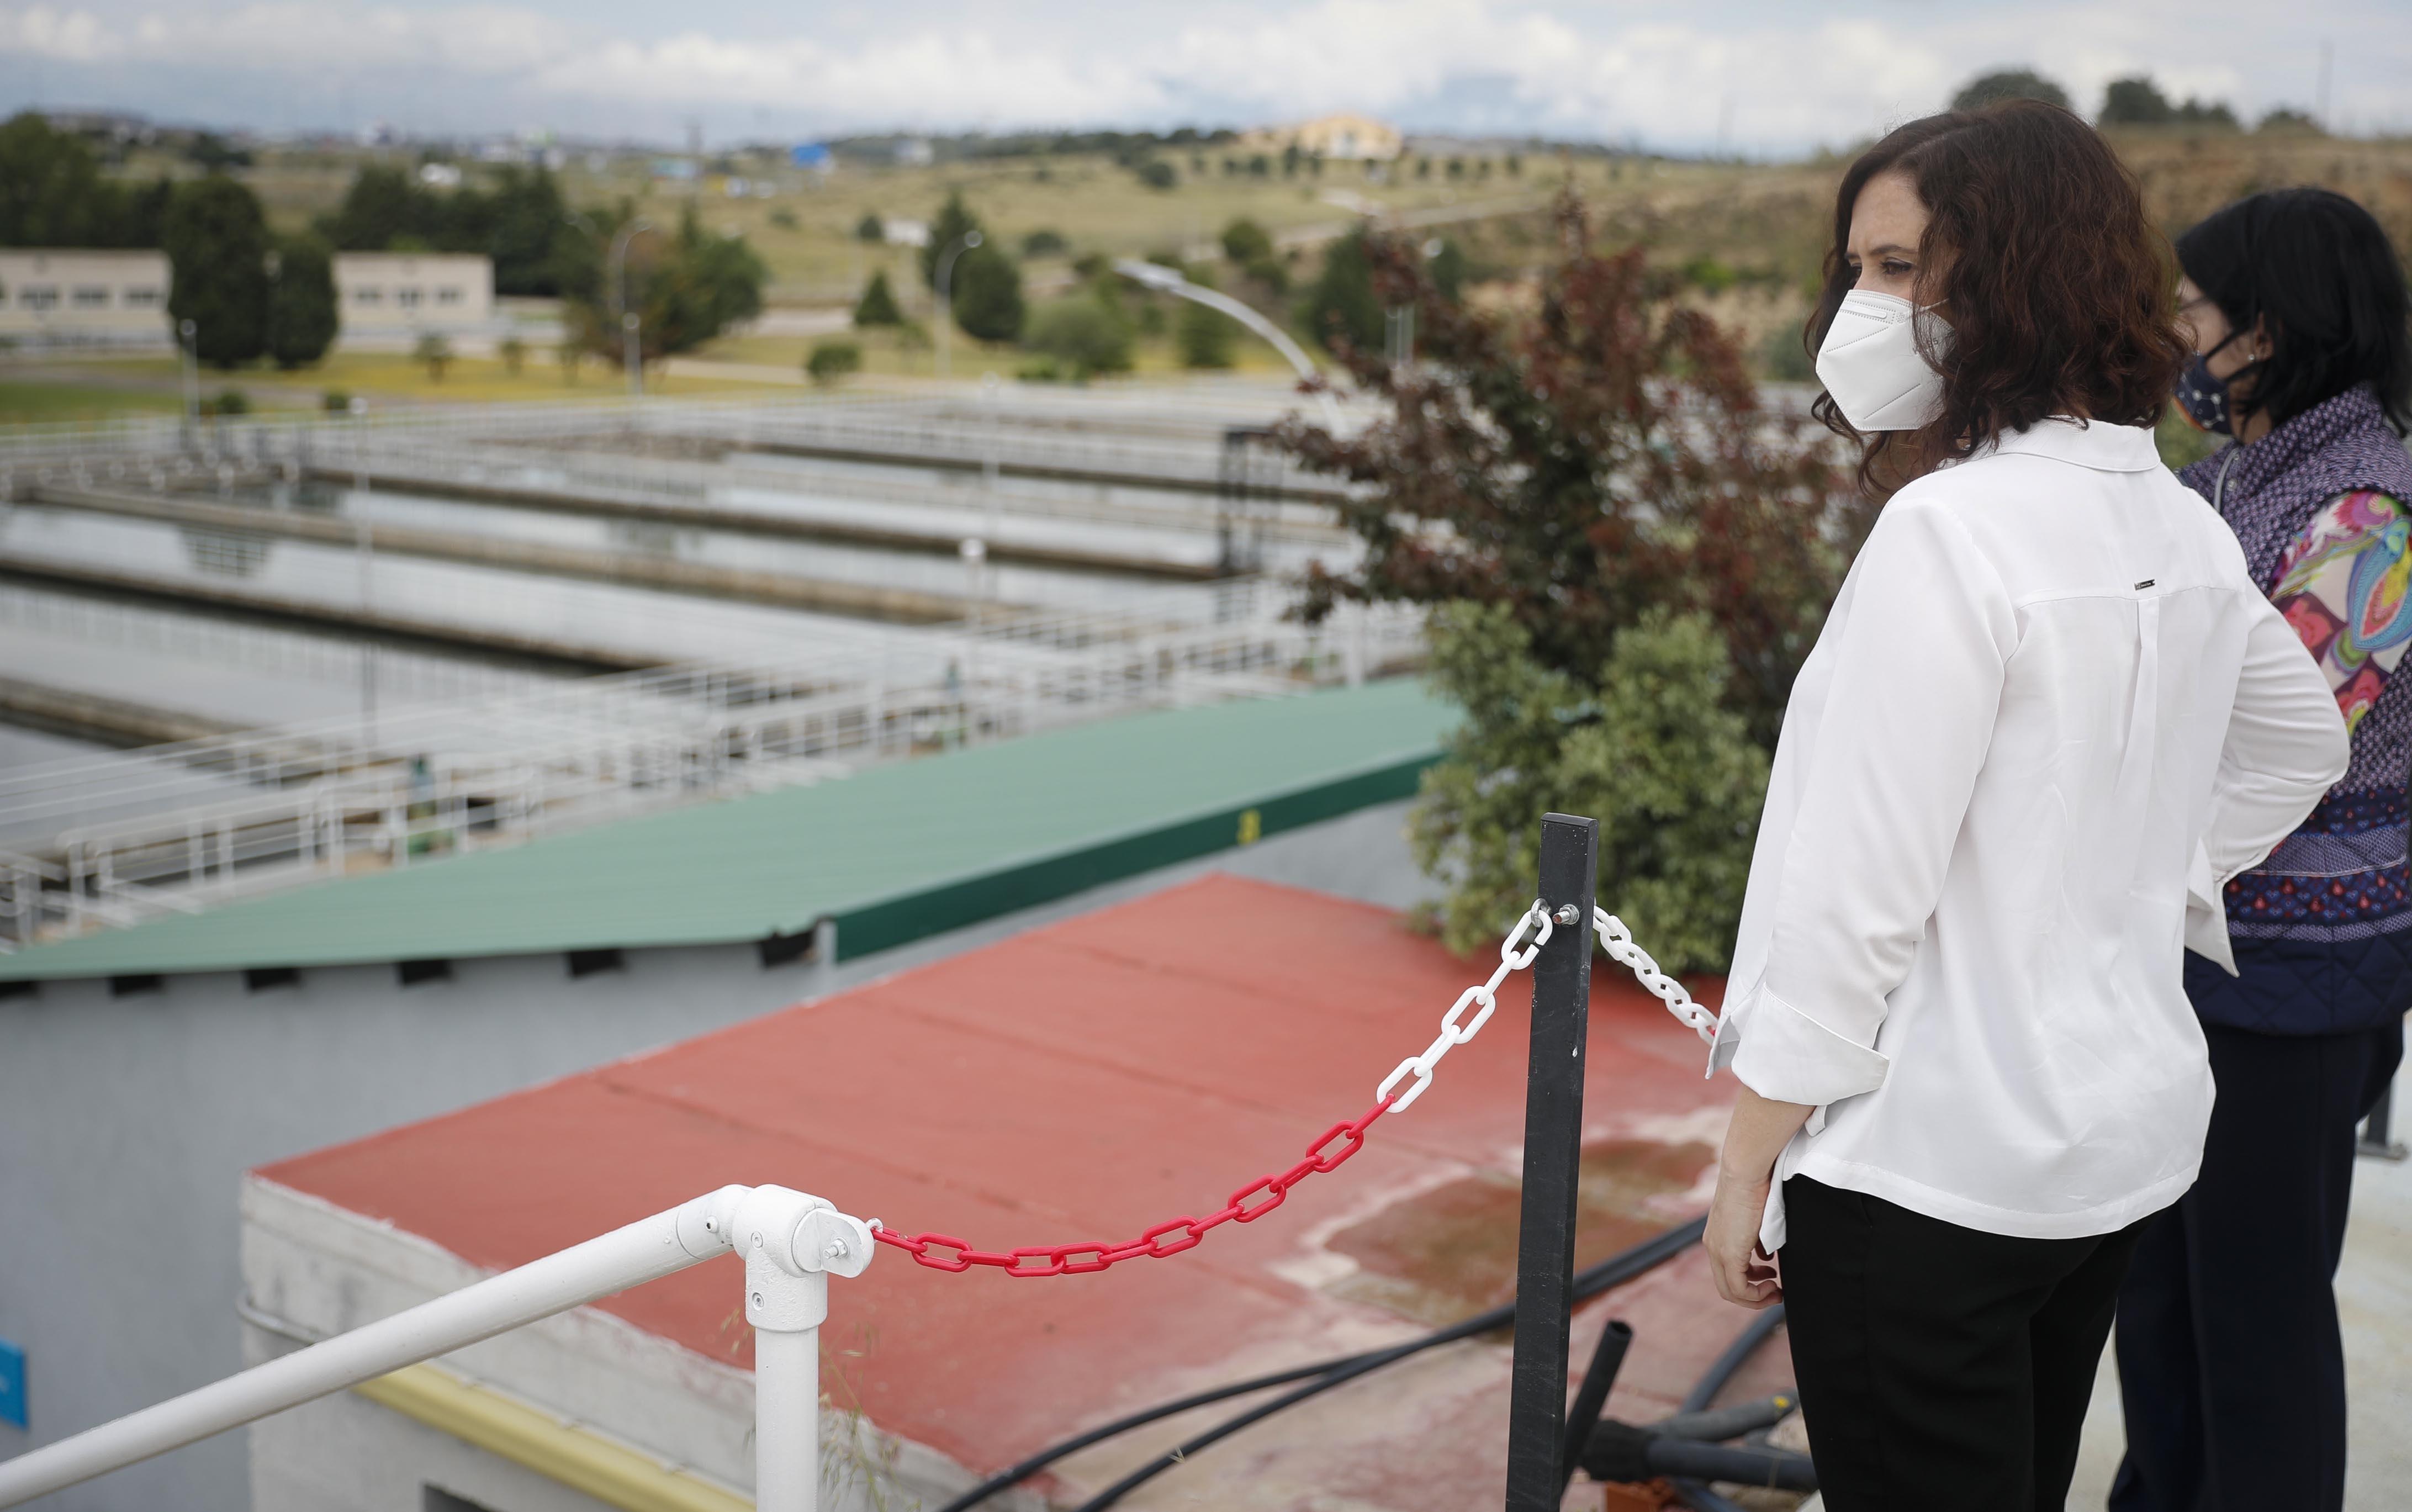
0,583,552,706
0,1184,873,1511
0,588,1424,949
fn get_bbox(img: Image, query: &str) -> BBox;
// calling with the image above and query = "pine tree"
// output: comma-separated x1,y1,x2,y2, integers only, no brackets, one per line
265,234,338,368
919,192,982,290
165,175,272,368
853,269,903,327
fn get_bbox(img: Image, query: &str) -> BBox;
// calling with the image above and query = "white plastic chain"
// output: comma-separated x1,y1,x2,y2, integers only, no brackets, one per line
1376,901,1721,1113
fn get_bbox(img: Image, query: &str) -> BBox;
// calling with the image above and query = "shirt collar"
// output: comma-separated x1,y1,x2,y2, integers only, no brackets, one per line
1978,418,2163,473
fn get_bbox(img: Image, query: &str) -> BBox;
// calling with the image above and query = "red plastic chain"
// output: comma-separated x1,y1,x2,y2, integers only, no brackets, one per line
871,1092,1399,1278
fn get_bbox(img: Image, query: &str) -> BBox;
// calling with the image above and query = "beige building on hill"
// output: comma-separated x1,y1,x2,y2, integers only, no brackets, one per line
0,249,171,345
1241,113,1405,163
332,252,495,341
0,249,496,349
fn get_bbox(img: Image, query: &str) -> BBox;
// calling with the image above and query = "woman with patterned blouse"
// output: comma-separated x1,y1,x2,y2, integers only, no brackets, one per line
2113,189,2412,1512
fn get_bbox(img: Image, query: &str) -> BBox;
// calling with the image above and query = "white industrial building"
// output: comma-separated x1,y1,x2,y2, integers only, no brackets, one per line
0,249,495,350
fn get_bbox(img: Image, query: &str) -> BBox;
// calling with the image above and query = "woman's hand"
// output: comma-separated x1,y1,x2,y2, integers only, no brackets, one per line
1706,1085,1816,1309
1706,1166,1784,1308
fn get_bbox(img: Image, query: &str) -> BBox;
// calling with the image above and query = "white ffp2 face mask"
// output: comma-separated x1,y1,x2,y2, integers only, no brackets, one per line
1815,289,1951,432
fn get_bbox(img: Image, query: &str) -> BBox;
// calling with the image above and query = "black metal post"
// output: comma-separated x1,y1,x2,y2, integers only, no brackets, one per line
1505,812,1599,1511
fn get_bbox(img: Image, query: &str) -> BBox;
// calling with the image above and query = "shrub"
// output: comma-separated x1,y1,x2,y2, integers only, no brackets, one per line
768,208,799,230
1136,160,1176,191
1021,229,1069,258
1410,604,1769,972
1221,217,1274,266
949,245,1025,342
806,339,863,385
199,387,251,418
855,213,884,242
498,336,527,374
413,332,453,382
321,388,352,413
1023,297,1133,380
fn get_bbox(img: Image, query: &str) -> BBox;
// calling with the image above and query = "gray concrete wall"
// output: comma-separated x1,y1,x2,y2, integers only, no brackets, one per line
0,800,1419,1511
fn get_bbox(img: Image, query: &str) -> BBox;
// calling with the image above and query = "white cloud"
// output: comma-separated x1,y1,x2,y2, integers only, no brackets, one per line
2,0,2404,146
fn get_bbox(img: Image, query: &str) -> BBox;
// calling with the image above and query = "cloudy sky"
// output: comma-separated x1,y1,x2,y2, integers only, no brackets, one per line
1,0,2402,155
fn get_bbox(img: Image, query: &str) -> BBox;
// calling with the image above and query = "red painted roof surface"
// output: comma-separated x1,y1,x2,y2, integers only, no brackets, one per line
260,876,1781,1506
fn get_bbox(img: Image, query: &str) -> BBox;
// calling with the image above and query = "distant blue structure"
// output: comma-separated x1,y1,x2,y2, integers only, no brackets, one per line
0,1337,24,1429
791,142,831,169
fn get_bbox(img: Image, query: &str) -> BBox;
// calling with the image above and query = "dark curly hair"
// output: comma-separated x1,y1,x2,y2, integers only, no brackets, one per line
2175,187,2412,436
1807,100,2191,493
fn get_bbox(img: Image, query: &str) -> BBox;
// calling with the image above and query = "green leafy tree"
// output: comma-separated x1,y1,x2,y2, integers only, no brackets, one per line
483,167,569,294
1021,228,1069,258
0,112,167,246
498,336,527,374
855,213,884,242
165,176,272,368
1024,294,1133,379
950,244,1025,342
1951,68,2070,112
1411,604,1769,971
919,192,982,289
853,269,903,327
1136,160,1177,190
562,208,768,368
322,165,430,251
1300,226,1384,353
2258,106,2324,135
264,234,338,368
2099,76,2174,125
1220,217,1273,265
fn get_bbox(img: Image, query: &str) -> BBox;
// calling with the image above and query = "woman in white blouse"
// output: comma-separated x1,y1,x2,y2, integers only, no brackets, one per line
1701,102,2348,1508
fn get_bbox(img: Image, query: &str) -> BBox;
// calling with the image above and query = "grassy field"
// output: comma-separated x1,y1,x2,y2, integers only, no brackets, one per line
0,379,190,425
34,126,2405,428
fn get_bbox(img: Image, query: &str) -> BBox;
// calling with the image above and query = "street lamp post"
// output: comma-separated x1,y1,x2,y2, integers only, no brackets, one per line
1112,260,1345,430
177,319,199,438
934,230,983,381
608,218,653,399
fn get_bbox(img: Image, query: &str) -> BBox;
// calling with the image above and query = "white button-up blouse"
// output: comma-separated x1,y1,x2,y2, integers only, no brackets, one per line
1711,419,2348,1247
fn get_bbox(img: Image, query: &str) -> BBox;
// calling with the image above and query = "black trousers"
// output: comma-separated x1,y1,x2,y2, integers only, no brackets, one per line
2109,1017,2403,1512
1780,1176,2151,1511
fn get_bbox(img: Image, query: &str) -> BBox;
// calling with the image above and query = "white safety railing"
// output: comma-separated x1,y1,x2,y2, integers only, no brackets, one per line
0,587,1423,949
0,1184,874,1511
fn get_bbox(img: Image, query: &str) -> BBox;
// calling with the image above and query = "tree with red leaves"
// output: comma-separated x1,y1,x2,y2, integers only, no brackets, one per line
1278,194,1869,968
1281,192,1868,747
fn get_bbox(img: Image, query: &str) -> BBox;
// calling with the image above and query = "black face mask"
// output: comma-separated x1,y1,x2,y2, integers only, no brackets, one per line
2174,328,2261,436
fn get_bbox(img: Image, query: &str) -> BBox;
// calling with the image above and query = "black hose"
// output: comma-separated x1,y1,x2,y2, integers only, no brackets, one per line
933,1214,1708,1512
1581,1420,1818,1491
1651,1393,1796,1442
1680,1304,1787,1413
1559,1318,1633,1489
1668,1305,1795,1512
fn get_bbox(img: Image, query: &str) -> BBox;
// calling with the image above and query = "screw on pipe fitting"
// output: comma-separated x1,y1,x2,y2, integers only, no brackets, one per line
1553,903,1581,927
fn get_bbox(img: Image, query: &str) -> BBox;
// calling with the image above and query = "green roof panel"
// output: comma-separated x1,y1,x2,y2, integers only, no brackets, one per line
2,680,1454,982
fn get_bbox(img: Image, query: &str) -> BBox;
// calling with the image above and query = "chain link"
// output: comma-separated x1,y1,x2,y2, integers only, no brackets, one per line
871,896,1720,1277
1593,906,1722,1044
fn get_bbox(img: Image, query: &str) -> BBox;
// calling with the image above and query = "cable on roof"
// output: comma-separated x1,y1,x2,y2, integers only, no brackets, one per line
933,1215,1706,1512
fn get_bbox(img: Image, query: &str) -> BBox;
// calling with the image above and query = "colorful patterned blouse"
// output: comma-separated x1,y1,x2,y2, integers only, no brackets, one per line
2226,489,2412,940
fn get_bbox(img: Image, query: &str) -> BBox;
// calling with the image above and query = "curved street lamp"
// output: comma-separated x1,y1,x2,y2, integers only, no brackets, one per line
934,230,983,380
1112,260,1345,430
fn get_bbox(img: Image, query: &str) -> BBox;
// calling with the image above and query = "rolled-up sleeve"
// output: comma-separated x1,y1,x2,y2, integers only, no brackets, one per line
1726,500,2015,1107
